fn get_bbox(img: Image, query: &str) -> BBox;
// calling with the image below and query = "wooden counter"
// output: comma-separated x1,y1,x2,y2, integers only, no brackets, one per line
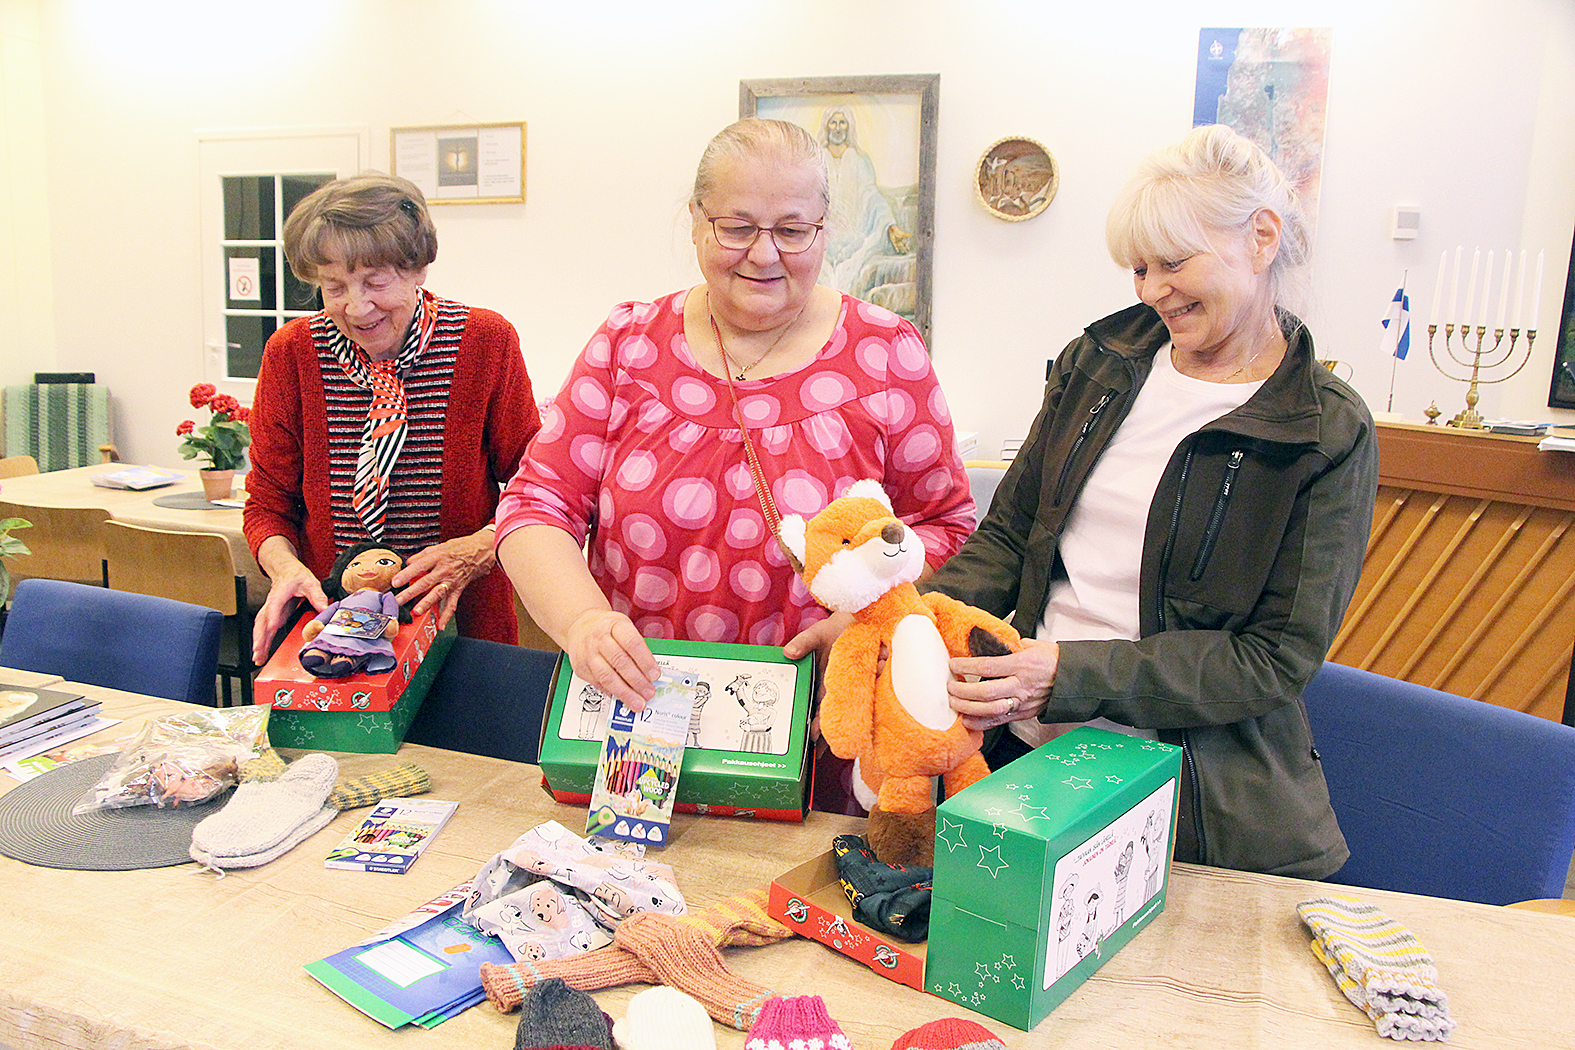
1330,421,1575,724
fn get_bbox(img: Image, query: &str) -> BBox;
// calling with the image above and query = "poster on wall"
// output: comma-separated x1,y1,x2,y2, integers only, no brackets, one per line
1194,28,1333,234
740,75,938,346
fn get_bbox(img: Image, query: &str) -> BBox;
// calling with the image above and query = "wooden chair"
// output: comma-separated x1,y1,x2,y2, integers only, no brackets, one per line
0,501,110,587
0,455,39,479
101,521,255,706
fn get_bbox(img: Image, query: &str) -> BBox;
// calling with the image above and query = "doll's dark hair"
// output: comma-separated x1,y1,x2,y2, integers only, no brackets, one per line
321,541,414,623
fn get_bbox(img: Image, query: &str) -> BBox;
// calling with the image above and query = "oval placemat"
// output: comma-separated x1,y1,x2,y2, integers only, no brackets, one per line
0,753,230,869
151,492,227,511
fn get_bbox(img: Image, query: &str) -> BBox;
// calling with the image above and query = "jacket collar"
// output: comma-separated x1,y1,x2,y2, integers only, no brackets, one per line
1085,303,1326,448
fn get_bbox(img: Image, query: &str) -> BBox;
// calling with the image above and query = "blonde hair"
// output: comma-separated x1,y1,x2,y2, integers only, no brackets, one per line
283,172,438,286
1106,124,1310,312
691,118,829,212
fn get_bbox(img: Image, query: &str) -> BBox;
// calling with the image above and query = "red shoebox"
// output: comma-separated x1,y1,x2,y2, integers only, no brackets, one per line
255,607,443,712
769,850,928,991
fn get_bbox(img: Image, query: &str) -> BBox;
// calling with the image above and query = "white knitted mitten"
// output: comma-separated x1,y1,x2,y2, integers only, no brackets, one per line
190,753,339,870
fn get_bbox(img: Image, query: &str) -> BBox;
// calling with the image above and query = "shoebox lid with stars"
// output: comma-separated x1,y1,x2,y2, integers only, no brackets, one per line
256,609,455,753
537,639,814,823
925,726,1182,1030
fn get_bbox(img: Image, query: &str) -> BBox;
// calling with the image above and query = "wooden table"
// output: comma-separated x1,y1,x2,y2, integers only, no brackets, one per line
0,682,1570,1050
0,463,266,604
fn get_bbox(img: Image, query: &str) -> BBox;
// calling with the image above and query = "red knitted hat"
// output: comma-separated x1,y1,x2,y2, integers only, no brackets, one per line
889,1018,1008,1050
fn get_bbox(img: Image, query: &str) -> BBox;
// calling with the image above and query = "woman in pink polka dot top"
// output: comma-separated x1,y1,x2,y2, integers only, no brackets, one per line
495,118,975,711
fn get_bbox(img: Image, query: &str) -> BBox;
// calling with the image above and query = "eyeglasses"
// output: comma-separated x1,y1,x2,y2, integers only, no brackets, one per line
700,207,825,254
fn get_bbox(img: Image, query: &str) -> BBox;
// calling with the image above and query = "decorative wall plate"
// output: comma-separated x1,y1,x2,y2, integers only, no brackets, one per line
975,136,1058,222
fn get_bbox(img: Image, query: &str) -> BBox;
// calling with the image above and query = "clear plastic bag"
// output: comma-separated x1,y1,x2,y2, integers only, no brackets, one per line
71,706,270,815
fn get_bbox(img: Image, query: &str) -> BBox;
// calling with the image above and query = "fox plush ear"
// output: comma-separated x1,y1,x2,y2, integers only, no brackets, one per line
777,514,807,574
841,479,892,511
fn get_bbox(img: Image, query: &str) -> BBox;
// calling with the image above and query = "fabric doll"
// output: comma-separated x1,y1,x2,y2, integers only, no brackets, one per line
777,480,1022,865
298,542,411,678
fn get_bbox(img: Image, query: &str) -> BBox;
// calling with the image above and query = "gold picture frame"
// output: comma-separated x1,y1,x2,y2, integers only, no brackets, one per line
975,136,1058,222
390,122,525,205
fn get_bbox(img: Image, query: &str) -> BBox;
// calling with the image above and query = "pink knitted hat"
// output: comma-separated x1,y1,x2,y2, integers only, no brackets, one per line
889,1017,1008,1050
744,996,851,1050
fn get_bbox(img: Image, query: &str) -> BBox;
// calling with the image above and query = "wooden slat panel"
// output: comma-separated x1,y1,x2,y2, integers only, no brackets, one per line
1335,423,1575,723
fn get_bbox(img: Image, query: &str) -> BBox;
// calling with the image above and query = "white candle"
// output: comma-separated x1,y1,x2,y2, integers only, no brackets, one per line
1463,248,1480,329
1479,250,1494,329
1514,249,1527,329
1530,250,1545,331
1431,250,1447,327
1449,246,1463,324
1497,249,1512,329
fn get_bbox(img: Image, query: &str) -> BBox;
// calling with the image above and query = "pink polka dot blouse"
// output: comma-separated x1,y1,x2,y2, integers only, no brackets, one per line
496,289,976,647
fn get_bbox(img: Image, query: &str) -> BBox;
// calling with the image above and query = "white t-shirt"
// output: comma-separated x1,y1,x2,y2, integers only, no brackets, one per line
1011,346,1263,748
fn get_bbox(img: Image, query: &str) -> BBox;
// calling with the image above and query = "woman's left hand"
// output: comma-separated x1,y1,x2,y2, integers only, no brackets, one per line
946,638,1060,731
392,527,496,628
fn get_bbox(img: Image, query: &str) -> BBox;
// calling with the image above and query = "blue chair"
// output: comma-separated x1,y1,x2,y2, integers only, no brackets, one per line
404,638,559,763
0,578,222,706
1302,661,1575,905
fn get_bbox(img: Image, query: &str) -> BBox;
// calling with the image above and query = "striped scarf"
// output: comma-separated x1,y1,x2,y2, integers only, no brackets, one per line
328,289,438,539
312,293,468,555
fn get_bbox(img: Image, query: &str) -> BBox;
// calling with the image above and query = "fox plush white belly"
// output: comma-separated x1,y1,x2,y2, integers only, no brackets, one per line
778,479,1021,865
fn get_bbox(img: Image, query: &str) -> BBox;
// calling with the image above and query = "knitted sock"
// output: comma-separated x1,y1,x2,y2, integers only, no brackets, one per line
889,1017,1008,1050
514,978,613,1050
744,996,850,1050
189,754,339,869
327,761,431,810
1297,896,1457,1041
612,913,778,1030
833,834,933,942
481,886,791,1017
612,987,716,1050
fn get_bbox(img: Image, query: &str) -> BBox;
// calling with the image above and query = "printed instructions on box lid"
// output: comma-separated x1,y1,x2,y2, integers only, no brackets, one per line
1046,779,1174,987
586,667,702,847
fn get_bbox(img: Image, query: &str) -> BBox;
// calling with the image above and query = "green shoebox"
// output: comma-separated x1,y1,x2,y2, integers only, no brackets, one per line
926,726,1182,1030
537,639,814,821
263,618,456,754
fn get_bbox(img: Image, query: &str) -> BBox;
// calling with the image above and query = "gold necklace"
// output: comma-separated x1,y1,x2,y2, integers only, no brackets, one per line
1224,348,1261,382
706,293,796,380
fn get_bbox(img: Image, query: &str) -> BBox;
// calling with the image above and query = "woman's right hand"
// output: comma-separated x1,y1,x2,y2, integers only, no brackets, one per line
563,608,660,711
251,538,329,663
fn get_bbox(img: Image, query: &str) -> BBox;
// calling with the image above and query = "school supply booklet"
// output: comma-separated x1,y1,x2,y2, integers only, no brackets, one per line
304,880,512,1029
585,667,702,847
324,797,457,874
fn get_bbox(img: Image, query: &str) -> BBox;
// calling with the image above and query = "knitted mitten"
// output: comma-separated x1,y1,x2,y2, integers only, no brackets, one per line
327,761,431,810
481,885,792,1019
1297,896,1457,1041
744,996,851,1050
612,987,716,1050
514,978,613,1050
889,1017,1008,1050
189,753,338,870
239,747,288,782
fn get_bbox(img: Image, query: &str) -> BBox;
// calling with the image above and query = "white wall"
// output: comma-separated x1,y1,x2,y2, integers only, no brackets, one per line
5,0,1574,464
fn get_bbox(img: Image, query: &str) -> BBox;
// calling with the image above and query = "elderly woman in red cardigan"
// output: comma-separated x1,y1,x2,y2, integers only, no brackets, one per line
243,174,539,661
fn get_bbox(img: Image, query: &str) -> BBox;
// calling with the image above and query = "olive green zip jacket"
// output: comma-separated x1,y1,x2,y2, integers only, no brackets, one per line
927,303,1377,878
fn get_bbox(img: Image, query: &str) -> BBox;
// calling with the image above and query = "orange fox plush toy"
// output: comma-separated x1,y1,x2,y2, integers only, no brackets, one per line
778,480,1021,865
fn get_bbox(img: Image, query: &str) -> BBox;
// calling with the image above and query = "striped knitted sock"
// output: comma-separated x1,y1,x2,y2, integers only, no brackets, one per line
889,1017,1007,1050
612,913,778,1030
481,886,790,1016
327,762,431,810
1297,895,1457,1041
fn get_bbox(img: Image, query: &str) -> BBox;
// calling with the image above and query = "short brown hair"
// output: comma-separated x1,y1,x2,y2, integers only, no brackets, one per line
282,172,438,285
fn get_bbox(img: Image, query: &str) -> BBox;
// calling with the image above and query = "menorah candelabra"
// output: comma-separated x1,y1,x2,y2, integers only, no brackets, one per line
1426,246,1544,429
1426,322,1536,429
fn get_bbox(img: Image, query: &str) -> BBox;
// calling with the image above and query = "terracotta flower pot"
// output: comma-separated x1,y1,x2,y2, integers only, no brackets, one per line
199,468,235,502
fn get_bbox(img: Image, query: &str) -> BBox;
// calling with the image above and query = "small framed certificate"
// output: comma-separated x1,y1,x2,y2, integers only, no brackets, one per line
390,122,525,204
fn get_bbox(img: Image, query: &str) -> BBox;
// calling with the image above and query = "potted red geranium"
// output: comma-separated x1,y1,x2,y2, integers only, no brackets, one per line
177,383,251,500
